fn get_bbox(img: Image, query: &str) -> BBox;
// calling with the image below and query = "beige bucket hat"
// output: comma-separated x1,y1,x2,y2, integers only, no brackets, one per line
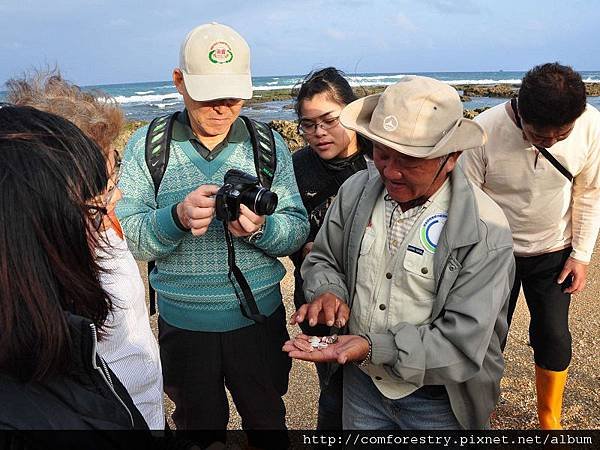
340,76,486,158
179,22,252,101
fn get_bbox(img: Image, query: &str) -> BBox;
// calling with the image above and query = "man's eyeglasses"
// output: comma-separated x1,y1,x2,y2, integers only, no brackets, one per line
297,116,341,135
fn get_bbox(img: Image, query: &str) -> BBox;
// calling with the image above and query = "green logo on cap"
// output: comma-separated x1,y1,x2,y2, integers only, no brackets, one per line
208,41,234,64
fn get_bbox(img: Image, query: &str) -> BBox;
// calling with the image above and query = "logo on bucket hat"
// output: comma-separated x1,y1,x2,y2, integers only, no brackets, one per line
383,115,399,132
208,41,234,64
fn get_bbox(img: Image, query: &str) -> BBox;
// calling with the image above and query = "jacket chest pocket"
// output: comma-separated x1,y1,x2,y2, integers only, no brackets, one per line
387,248,437,327
399,248,436,298
356,227,378,284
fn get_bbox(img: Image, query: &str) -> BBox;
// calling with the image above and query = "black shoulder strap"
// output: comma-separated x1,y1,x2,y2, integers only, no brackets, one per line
240,115,277,189
510,98,573,183
145,112,179,196
144,112,179,316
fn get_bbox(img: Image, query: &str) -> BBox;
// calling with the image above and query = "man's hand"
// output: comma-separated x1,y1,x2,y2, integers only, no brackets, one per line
289,292,349,328
227,204,266,237
282,334,369,364
177,184,219,236
557,256,588,294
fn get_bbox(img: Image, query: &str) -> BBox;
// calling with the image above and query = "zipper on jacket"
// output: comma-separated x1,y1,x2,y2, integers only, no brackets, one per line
89,323,135,427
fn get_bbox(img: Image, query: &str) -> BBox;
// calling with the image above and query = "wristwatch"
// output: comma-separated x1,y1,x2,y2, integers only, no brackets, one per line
246,222,266,244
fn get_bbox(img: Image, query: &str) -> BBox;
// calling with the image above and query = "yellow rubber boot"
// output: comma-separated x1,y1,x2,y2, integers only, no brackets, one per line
535,365,568,430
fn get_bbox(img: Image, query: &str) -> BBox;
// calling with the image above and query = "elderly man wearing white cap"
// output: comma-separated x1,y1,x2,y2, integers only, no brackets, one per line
284,76,515,429
116,23,308,440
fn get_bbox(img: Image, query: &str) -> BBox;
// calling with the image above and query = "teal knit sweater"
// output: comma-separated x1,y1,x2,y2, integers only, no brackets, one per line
116,120,309,331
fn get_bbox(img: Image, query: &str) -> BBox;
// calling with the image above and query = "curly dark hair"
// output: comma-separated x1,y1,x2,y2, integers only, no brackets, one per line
518,62,587,127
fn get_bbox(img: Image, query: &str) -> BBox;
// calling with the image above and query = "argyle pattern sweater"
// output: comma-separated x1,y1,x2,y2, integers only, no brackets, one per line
116,124,308,331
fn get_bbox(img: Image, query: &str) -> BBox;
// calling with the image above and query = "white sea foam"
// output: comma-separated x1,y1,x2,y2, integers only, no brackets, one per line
135,90,155,95
251,76,525,90
254,84,297,91
154,101,181,109
114,93,182,104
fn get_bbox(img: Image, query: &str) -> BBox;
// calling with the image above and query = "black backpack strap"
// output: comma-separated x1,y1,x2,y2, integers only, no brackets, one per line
240,116,277,189
510,98,573,183
147,261,157,315
145,112,179,195
144,112,179,316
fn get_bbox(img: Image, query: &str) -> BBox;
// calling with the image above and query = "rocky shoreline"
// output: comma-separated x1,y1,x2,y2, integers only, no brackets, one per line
117,82,600,154
250,82,600,104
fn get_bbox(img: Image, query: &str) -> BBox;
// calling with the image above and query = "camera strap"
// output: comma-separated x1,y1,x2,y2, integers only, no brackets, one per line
223,223,266,324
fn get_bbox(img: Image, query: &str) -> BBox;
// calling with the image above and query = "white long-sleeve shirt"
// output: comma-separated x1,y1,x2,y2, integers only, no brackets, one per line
460,102,600,262
97,228,164,429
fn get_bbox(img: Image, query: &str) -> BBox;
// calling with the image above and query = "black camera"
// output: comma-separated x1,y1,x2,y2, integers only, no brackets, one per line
215,169,278,222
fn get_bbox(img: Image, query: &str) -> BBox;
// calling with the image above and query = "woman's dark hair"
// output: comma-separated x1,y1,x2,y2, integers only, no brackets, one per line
294,67,358,117
294,67,372,156
0,106,111,382
518,62,587,128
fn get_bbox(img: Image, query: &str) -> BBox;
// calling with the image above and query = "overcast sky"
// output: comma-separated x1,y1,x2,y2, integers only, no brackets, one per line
1,0,599,86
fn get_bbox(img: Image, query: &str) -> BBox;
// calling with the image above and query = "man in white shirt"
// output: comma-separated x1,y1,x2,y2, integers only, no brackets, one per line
460,63,600,430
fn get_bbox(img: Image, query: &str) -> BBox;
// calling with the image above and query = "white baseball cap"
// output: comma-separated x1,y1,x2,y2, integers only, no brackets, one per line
179,22,253,101
340,76,486,158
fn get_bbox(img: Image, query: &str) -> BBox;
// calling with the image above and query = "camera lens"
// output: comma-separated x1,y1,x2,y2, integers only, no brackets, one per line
253,188,278,216
240,187,278,216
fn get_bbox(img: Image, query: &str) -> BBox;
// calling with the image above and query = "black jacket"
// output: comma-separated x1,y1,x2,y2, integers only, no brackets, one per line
0,313,151,449
290,147,367,333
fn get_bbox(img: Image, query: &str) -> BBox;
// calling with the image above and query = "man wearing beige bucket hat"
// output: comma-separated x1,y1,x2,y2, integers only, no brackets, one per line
284,76,515,429
117,23,308,441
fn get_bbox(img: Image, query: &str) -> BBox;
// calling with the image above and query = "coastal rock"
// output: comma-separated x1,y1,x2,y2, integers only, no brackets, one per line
115,120,148,153
463,107,490,119
586,83,600,96
247,90,295,105
268,120,305,152
458,84,517,98
353,86,386,97
460,94,471,102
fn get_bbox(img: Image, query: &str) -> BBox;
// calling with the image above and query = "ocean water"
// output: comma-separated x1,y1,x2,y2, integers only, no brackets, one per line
4,71,600,122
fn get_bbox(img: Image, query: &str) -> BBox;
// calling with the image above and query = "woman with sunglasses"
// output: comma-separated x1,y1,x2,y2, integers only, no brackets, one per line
0,106,152,437
5,71,164,430
289,67,371,430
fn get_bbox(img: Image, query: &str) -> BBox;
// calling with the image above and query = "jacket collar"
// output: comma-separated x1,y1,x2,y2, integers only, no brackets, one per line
349,164,481,274
63,312,98,376
440,164,481,250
